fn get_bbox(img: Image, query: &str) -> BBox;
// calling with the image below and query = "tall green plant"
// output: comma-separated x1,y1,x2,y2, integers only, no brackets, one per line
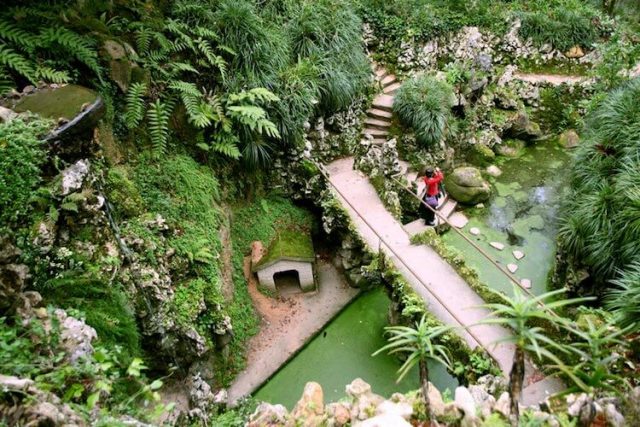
480,288,590,425
373,316,451,420
393,75,453,146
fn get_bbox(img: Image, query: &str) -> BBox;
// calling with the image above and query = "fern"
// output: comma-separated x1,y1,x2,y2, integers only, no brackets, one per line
195,38,226,78
0,20,36,48
170,62,199,74
38,27,102,78
227,105,280,138
0,45,35,81
169,80,201,97
210,133,241,159
0,68,12,94
35,66,70,83
146,99,172,157
125,82,147,129
135,27,153,55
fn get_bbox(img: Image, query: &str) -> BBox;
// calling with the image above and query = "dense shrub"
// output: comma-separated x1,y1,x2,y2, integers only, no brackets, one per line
517,8,599,52
0,117,51,227
393,75,453,146
558,79,640,326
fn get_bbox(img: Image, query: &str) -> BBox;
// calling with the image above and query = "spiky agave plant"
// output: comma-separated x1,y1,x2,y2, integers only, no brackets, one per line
373,316,451,421
393,75,454,147
480,287,591,426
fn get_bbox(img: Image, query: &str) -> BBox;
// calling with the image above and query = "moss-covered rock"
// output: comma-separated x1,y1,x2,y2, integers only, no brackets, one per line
467,143,496,166
106,166,144,219
445,167,491,204
494,139,526,158
558,129,580,148
503,111,542,141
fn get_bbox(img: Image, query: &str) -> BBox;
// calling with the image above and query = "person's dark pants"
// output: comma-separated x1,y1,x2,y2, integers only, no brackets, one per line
421,196,438,224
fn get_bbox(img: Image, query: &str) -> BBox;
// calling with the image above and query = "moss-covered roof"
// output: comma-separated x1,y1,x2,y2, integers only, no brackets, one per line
252,229,315,272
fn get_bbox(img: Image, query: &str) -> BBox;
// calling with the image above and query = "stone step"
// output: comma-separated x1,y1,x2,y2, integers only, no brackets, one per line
364,117,391,130
438,198,457,220
372,94,395,112
403,219,433,237
367,108,393,120
363,128,389,138
380,74,397,87
371,137,387,145
374,67,388,79
383,82,402,94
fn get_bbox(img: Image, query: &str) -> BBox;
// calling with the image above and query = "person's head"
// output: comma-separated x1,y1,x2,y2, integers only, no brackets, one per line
425,167,434,177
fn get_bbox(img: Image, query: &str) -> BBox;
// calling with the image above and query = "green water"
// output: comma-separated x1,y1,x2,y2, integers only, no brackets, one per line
254,288,458,409
443,140,570,296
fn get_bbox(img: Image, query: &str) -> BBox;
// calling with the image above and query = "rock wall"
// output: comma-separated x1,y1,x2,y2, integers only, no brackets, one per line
248,377,632,427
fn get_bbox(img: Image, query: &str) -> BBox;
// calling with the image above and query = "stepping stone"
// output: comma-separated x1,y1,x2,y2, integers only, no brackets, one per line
449,212,469,228
490,242,505,250
507,263,518,273
367,108,393,120
375,68,388,78
469,227,481,236
380,74,397,86
521,279,532,289
383,82,402,94
372,94,395,111
364,117,391,130
486,165,502,177
513,250,525,260
475,203,485,209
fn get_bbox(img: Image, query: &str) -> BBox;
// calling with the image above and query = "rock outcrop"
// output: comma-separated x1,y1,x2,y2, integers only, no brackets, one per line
445,167,492,204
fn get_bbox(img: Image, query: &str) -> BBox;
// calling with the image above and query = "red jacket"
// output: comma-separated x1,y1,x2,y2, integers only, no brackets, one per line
424,171,444,197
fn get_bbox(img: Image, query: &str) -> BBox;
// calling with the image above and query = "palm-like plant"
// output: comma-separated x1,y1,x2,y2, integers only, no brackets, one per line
373,316,451,420
480,288,591,425
605,261,640,331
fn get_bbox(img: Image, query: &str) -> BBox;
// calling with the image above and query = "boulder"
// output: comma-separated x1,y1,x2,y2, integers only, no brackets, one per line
291,382,324,421
428,382,446,416
101,40,131,92
455,387,476,417
360,413,411,427
494,392,511,418
375,400,412,420
55,309,98,362
558,129,580,149
486,165,502,177
494,139,525,158
326,402,351,426
565,45,585,59
0,106,18,123
503,112,542,141
445,167,492,204
10,85,105,143
61,159,91,195
467,143,496,166
248,403,289,427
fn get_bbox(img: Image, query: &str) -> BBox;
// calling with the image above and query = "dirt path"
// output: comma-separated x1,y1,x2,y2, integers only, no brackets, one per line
226,259,359,404
513,72,589,86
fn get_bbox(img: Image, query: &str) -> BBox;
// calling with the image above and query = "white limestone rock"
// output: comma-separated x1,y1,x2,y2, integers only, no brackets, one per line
449,212,469,228
490,241,505,250
521,278,532,289
507,263,518,273
61,159,90,196
469,227,481,236
513,250,525,260
486,165,503,177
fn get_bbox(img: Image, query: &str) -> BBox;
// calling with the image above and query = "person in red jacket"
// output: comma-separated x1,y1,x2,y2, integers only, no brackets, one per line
421,167,444,226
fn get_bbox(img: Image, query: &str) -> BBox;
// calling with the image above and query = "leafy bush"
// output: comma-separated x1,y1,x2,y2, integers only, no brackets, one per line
393,75,453,146
517,2,601,51
0,116,51,227
558,79,640,313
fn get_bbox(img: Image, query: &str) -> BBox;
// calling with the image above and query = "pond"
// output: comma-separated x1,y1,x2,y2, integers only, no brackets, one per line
443,139,570,296
254,287,458,409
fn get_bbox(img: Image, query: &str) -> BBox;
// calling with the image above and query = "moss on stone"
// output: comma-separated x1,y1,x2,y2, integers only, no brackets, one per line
253,229,315,270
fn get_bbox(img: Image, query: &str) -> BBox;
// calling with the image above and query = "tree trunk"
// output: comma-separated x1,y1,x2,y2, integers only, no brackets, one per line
419,359,431,420
509,348,525,426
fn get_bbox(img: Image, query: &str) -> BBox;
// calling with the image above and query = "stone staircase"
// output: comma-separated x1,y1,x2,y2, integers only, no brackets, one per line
398,160,459,236
363,65,400,145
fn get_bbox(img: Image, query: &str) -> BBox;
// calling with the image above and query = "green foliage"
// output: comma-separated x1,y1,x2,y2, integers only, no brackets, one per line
124,82,147,129
605,262,640,330
146,99,172,157
374,316,452,382
0,7,103,89
558,79,640,301
105,166,144,220
516,2,602,52
0,116,52,227
393,75,453,146
0,315,169,423
43,274,140,357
